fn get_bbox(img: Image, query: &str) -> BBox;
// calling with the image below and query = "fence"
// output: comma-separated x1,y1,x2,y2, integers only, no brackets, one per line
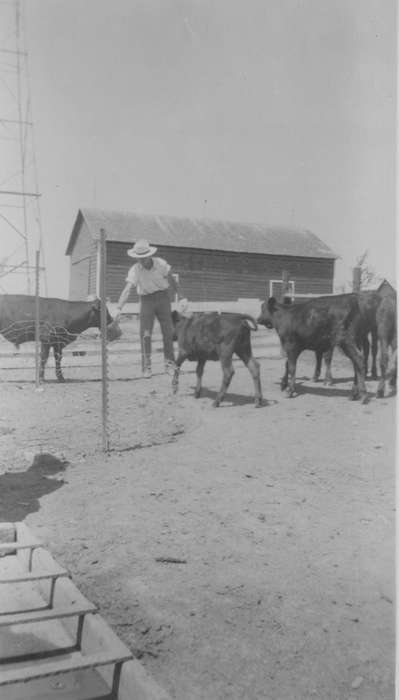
0,317,281,373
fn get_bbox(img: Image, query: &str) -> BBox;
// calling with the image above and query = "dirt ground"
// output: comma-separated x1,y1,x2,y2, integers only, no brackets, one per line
0,347,395,700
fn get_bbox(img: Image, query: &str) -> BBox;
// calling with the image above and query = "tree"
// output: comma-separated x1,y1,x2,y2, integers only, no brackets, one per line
352,250,378,290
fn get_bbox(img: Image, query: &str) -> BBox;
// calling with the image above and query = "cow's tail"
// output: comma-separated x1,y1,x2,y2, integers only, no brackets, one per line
237,314,258,331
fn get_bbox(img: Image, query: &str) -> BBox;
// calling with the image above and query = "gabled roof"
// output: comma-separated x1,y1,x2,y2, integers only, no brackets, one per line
66,208,338,259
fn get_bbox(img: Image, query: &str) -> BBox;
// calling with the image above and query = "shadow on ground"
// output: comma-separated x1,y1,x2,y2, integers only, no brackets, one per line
191,386,267,407
0,453,68,522
276,381,386,402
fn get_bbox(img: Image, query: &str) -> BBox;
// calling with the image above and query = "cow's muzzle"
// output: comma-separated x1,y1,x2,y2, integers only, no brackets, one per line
257,317,272,328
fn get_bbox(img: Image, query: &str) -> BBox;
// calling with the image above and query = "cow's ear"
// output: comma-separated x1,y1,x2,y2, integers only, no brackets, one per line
268,297,277,313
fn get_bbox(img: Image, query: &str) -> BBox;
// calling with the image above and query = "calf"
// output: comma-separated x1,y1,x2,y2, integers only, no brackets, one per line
376,293,397,398
0,295,113,381
171,311,263,407
312,290,382,384
257,294,367,401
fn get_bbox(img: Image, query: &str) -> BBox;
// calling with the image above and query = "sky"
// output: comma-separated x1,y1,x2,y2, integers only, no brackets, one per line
0,0,396,297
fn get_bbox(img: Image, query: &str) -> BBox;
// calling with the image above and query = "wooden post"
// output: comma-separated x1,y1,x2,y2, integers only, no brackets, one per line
352,266,361,293
99,229,110,453
34,250,40,389
281,269,290,302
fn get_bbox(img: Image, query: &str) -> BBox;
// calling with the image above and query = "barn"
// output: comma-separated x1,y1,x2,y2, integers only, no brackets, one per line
65,208,337,310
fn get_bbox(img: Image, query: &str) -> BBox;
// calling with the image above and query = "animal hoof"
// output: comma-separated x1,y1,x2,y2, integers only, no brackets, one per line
194,391,201,399
360,393,369,404
212,400,220,408
57,376,65,383
376,389,384,399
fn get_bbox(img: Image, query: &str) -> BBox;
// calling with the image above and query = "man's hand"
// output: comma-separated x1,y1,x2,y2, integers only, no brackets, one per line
177,298,190,315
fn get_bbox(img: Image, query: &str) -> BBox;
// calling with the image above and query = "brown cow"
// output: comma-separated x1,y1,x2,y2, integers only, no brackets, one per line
312,290,382,384
257,294,367,401
171,311,263,407
0,295,113,381
376,293,397,398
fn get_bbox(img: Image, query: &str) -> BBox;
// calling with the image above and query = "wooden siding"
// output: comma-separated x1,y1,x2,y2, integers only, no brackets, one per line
69,221,97,300
103,242,334,303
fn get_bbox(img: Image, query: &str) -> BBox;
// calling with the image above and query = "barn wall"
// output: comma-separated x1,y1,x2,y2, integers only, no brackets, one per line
104,242,334,303
68,221,97,300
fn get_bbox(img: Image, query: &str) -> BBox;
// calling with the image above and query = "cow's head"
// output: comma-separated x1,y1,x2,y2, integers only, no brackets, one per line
257,297,278,328
88,298,113,328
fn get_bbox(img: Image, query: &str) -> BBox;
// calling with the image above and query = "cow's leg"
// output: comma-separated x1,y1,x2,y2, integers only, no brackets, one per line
312,349,322,382
376,337,389,398
172,353,186,394
363,335,370,378
370,330,378,380
389,345,397,392
40,342,50,382
339,338,367,402
285,350,299,398
214,354,234,407
323,348,334,385
53,344,65,382
194,359,206,398
235,347,263,407
280,360,289,391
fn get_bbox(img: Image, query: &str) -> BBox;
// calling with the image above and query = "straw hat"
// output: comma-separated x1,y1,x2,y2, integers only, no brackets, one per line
127,239,157,258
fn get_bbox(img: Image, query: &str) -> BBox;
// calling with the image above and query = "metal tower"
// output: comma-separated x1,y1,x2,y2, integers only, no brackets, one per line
0,0,46,294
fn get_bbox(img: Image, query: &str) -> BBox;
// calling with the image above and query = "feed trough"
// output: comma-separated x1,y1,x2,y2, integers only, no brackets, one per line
0,522,170,700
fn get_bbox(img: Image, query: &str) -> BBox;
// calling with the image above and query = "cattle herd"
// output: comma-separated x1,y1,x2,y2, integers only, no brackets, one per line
0,290,396,406
172,289,396,406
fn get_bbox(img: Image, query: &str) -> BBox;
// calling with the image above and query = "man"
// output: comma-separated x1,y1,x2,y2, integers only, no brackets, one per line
114,239,186,378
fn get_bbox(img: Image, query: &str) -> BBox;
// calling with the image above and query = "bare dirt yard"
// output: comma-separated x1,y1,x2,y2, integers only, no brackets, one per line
0,337,395,700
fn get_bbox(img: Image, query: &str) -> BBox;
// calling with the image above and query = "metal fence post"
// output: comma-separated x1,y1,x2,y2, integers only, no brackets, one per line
99,228,110,453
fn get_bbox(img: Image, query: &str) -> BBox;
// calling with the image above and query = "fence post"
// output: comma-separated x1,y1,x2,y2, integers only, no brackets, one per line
281,269,290,302
34,250,41,390
99,228,110,453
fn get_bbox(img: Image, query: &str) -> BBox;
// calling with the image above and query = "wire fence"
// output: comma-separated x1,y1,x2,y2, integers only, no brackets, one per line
0,230,281,457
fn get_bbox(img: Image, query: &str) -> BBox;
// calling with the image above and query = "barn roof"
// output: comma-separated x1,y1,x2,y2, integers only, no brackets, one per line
66,208,338,259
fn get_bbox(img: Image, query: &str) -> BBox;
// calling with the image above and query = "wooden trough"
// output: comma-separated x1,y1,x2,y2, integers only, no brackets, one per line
0,522,171,700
